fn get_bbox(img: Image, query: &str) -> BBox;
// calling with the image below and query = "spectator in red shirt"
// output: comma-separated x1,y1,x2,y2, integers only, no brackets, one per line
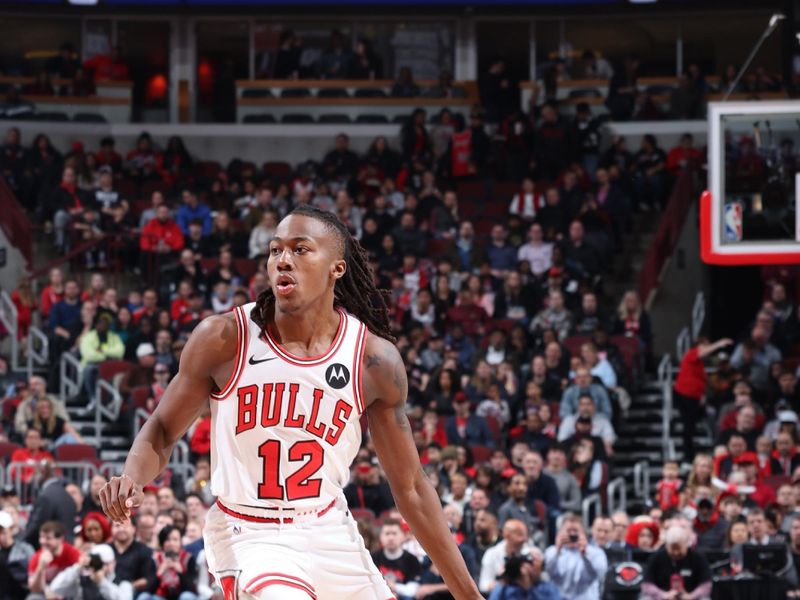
446,289,489,338
27,520,81,596
673,337,733,459
133,289,159,325
11,279,37,342
83,46,130,81
39,267,65,322
140,205,184,282
666,133,703,176
189,407,211,458
10,429,54,484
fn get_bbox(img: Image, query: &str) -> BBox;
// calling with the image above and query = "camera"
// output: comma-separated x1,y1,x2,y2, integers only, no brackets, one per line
88,554,104,571
165,551,179,560
568,533,579,543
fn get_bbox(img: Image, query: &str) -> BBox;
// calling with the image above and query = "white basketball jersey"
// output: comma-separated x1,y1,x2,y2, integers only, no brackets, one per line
209,302,367,510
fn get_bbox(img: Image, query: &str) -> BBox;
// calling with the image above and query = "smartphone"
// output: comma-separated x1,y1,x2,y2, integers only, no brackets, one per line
568,533,579,543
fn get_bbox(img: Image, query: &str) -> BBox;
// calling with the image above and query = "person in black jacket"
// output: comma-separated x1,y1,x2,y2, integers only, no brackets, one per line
344,458,395,517
24,460,77,547
111,518,156,596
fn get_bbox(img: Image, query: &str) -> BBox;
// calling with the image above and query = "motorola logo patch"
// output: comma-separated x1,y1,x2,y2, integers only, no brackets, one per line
325,363,350,389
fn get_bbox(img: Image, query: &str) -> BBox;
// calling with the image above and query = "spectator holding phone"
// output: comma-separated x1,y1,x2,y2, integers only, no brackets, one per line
544,514,607,600
139,525,197,600
49,543,132,600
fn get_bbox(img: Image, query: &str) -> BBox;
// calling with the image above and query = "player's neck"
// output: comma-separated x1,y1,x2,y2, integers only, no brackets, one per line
272,302,340,351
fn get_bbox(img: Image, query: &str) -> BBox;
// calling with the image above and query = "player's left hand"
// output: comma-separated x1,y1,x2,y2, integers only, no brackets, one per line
99,474,144,523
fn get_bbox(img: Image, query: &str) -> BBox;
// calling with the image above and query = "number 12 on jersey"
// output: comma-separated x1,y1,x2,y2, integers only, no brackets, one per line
258,439,324,501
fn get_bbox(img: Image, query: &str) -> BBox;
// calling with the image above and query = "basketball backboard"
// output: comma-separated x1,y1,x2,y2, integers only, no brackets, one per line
701,101,800,265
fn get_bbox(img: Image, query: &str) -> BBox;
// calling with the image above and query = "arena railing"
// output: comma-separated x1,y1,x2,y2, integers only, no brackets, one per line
60,351,81,401
581,493,602,529
133,407,194,479
607,476,628,515
660,291,706,462
632,460,651,500
94,378,123,440
0,290,20,372
26,325,48,379
6,460,99,507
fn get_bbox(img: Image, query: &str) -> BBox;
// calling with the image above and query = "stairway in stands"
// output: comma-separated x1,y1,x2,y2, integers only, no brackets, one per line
609,378,714,504
63,395,133,463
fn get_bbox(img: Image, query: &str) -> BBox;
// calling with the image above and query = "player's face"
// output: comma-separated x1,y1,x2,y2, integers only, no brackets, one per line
268,215,345,314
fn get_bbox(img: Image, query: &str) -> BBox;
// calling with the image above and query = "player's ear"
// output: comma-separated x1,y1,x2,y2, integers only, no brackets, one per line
331,259,346,280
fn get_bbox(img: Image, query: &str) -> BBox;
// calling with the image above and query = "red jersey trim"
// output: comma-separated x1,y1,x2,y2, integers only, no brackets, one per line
262,309,347,367
210,306,248,400
246,577,316,600
215,498,335,523
352,322,367,414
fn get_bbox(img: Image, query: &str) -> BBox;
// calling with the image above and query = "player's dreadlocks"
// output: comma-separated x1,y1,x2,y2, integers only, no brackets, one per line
251,204,396,343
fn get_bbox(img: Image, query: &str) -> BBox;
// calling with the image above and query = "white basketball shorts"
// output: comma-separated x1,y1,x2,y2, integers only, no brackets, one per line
203,495,395,600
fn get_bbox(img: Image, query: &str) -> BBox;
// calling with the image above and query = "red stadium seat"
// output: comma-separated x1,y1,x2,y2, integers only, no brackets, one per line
194,161,223,180
234,258,258,280
263,162,293,180
470,445,493,464
563,335,592,359
116,179,139,201
131,386,152,410
200,258,219,273
54,444,97,462
98,360,135,385
349,508,377,523
0,442,21,463
426,239,453,258
484,416,502,443
141,180,170,201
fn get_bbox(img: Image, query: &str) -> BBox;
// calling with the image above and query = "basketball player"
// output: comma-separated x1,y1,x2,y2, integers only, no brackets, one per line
100,205,481,600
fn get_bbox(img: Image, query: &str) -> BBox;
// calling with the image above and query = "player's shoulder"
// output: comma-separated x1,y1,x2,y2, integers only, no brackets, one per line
363,331,402,370
181,311,242,367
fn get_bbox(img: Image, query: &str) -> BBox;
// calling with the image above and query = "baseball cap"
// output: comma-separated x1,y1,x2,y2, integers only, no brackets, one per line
778,410,799,424
90,544,115,564
136,343,156,358
0,511,13,529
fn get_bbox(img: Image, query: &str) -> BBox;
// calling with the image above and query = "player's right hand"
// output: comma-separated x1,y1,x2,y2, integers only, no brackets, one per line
99,474,144,523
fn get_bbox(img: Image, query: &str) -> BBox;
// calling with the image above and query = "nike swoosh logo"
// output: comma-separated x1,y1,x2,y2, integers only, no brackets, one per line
249,355,277,365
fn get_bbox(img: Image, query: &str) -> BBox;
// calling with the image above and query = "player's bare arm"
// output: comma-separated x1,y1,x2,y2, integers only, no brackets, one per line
363,333,482,600
100,311,238,523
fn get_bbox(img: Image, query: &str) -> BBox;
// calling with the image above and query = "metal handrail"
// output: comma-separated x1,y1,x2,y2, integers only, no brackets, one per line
676,327,691,362
26,325,48,379
59,352,81,400
94,379,123,440
633,460,651,499
0,291,19,372
581,493,602,528
133,409,193,479
607,477,628,514
691,292,706,341
658,354,674,460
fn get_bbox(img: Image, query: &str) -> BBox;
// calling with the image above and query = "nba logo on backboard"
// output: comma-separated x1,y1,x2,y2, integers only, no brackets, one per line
723,202,743,242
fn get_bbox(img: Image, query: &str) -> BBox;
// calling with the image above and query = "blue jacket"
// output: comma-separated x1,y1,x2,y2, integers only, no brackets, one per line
176,202,212,236
48,299,81,333
445,414,494,448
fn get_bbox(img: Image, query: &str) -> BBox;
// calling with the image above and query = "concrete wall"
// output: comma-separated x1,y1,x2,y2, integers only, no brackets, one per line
648,200,709,359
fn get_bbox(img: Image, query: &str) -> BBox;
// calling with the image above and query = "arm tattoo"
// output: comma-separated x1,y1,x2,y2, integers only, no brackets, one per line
394,403,411,431
389,345,410,431
366,353,381,368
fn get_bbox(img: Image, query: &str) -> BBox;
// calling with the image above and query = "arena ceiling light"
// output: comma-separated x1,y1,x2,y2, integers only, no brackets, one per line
628,0,658,4
68,0,99,5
